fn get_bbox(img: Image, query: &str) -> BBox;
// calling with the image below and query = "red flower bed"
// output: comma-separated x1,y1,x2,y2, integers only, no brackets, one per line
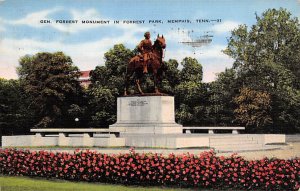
0,148,299,190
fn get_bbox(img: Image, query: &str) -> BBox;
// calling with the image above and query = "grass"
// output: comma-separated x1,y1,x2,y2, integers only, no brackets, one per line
0,176,189,191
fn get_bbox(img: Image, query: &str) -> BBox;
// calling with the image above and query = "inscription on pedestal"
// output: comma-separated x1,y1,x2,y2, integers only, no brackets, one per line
115,96,176,124
128,99,148,106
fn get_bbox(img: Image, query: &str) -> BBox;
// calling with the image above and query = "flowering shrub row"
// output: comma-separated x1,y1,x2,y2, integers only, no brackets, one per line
0,148,299,190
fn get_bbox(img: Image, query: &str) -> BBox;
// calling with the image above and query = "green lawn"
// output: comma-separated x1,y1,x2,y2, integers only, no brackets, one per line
0,176,188,191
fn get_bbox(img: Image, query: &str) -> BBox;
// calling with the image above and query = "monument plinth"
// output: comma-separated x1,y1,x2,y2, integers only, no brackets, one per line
109,96,182,134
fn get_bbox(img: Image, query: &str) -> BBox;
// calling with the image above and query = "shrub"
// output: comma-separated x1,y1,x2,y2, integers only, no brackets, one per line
0,148,299,190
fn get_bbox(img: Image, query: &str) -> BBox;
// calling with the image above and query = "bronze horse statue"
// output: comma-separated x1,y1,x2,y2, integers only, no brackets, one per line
124,35,166,95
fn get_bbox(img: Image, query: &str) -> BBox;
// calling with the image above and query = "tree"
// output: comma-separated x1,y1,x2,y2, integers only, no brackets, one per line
87,87,117,127
0,79,35,135
101,44,134,93
207,68,239,126
174,57,205,125
18,52,82,128
223,8,300,133
180,57,203,82
233,87,272,132
88,44,134,127
159,59,180,95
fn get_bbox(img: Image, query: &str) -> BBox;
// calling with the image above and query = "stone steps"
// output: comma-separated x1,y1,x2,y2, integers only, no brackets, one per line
216,145,283,153
214,145,267,152
210,140,260,146
212,143,263,149
209,135,265,152
286,134,300,142
210,136,262,143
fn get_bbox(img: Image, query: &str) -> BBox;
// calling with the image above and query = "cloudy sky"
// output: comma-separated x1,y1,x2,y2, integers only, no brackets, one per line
0,0,299,82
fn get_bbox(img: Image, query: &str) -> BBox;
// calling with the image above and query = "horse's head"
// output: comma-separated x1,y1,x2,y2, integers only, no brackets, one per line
154,34,166,50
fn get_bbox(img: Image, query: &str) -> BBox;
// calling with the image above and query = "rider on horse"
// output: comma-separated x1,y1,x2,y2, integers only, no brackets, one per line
138,32,153,74
124,33,166,95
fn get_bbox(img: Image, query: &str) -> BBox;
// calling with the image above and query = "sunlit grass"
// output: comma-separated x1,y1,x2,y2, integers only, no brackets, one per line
0,176,189,191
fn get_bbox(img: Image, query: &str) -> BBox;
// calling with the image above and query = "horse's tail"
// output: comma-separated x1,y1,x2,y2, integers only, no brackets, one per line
125,57,137,81
124,58,134,96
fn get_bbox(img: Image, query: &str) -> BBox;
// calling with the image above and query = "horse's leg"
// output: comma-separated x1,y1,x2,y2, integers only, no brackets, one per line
136,79,144,94
124,74,129,96
124,64,134,96
153,70,161,94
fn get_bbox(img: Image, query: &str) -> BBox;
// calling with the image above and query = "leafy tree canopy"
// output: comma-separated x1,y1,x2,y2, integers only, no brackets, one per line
0,78,35,135
223,8,300,132
17,52,81,128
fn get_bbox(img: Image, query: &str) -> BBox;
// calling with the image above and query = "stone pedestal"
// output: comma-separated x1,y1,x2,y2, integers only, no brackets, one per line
109,96,182,134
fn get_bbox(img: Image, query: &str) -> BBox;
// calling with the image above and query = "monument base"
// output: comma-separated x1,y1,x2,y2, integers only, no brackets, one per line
110,96,183,134
122,134,209,148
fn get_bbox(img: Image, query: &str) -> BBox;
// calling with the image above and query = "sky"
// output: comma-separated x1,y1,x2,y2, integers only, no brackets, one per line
0,0,299,82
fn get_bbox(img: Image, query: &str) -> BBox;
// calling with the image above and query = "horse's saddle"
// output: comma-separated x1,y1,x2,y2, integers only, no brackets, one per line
139,53,153,62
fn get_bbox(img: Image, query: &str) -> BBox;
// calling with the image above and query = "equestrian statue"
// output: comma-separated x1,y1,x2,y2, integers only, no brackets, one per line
124,32,166,95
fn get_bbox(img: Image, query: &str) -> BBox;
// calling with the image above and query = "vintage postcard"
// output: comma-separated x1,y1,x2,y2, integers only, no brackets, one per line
0,0,300,190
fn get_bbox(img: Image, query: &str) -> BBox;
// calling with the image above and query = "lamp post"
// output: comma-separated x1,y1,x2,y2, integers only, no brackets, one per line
75,118,79,128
